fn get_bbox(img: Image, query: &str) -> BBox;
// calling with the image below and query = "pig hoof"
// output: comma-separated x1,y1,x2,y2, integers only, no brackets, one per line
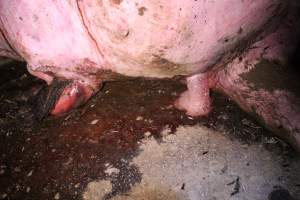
35,79,94,119
175,74,212,116
50,81,94,116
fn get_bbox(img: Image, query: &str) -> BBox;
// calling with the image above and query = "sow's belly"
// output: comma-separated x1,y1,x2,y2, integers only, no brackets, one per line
79,0,285,78
0,0,285,80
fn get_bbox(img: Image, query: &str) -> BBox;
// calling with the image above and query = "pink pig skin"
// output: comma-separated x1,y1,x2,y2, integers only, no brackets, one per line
0,0,284,84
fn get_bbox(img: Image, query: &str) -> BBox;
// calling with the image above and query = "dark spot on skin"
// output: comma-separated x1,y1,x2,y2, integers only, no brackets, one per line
32,15,39,22
138,7,147,16
240,59,300,97
181,183,185,190
218,37,232,44
238,27,243,34
19,17,23,21
124,30,130,37
111,0,123,5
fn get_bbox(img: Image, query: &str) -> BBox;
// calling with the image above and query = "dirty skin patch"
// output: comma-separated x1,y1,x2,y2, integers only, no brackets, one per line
0,60,299,199
138,7,147,16
147,55,192,77
240,59,300,97
110,0,123,5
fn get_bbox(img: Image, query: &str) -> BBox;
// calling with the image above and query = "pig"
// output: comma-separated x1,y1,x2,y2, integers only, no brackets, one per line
0,0,300,151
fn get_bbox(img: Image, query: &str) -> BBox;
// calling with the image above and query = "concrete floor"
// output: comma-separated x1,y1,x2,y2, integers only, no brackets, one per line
0,60,299,200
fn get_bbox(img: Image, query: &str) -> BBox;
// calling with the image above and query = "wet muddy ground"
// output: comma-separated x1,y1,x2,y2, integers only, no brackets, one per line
0,60,299,200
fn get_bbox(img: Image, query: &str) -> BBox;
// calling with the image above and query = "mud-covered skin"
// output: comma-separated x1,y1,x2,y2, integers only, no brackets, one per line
240,59,300,97
214,1,300,152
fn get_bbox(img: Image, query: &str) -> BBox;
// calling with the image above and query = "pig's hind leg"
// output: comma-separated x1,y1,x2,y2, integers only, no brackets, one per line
175,73,214,116
34,78,96,119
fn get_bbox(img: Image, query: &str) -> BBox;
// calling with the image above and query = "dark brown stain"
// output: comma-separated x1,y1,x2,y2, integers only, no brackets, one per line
151,55,177,69
238,27,243,34
240,59,300,97
149,55,188,75
95,68,133,82
138,7,147,16
111,0,123,5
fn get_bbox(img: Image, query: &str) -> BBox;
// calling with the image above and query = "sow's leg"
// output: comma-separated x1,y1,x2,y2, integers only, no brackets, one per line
215,4,300,152
175,73,214,116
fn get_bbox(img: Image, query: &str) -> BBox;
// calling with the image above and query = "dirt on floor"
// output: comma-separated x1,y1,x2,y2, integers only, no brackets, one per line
0,59,299,200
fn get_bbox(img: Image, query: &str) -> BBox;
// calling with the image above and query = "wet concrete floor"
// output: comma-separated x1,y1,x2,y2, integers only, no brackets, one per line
0,60,299,199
